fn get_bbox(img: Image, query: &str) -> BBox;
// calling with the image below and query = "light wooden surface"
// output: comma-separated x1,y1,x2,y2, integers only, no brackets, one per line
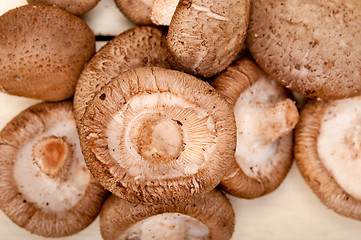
1,1,361,239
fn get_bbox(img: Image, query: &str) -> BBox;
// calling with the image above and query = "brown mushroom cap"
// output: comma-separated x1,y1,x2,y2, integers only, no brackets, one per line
295,97,361,220
79,67,236,204
0,101,107,237
247,0,361,99
27,0,100,15
167,0,250,78
100,189,235,240
212,58,298,198
0,5,95,102
74,26,169,125
114,0,154,25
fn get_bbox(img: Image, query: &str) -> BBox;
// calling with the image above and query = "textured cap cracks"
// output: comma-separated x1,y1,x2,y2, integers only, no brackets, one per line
80,67,236,204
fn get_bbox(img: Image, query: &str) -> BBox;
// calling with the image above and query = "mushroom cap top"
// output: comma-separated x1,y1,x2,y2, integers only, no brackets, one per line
167,0,250,78
295,97,361,220
247,0,361,99
100,190,235,240
74,26,169,125
27,0,100,15
0,101,107,237
80,67,236,204
0,5,95,102
212,58,296,198
114,0,154,25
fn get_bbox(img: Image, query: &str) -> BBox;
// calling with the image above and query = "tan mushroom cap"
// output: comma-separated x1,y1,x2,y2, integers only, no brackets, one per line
114,0,154,25
212,58,298,198
80,67,236,204
0,5,95,102
27,0,100,15
167,0,250,78
100,189,235,240
0,102,107,237
74,26,169,125
151,0,178,26
295,97,361,220
247,0,361,99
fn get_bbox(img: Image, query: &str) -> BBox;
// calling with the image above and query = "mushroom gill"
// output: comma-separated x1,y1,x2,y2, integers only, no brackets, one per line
212,58,298,198
0,101,107,237
295,97,361,220
79,67,236,204
100,190,235,240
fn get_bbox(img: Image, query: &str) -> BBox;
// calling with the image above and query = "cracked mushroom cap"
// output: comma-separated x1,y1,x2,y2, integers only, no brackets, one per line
295,97,361,220
212,58,299,198
0,5,95,102
79,67,236,204
114,0,154,25
27,0,100,15
74,26,169,125
0,102,108,237
167,0,250,78
100,189,235,240
247,0,361,99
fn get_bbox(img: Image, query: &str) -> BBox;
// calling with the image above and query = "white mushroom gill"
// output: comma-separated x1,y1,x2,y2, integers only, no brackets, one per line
117,213,210,240
318,98,361,200
233,77,289,179
14,113,90,212
106,92,216,180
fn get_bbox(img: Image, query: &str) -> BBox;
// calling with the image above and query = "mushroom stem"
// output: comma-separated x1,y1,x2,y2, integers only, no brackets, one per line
151,0,178,25
32,136,72,178
257,99,299,143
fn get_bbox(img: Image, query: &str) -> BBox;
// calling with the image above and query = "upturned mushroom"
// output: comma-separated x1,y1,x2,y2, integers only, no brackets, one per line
74,26,169,125
167,0,250,78
0,5,95,102
100,189,235,240
27,0,100,15
79,67,236,204
212,58,299,198
247,0,361,99
0,101,107,237
295,97,361,220
114,0,154,25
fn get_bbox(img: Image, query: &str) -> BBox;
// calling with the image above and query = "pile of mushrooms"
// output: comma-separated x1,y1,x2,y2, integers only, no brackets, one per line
0,0,361,238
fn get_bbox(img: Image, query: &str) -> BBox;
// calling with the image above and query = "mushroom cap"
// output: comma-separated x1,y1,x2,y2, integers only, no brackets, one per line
0,101,107,237
74,26,169,125
247,0,361,99
100,189,235,240
114,0,154,25
0,5,95,102
151,0,178,26
79,67,236,204
167,0,250,78
27,0,100,15
295,97,361,220
212,58,296,198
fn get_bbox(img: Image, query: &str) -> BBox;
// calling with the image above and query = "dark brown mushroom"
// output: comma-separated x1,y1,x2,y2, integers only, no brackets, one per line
212,58,298,198
27,0,100,15
295,97,361,220
100,189,235,240
0,5,95,101
79,67,236,204
0,101,107,237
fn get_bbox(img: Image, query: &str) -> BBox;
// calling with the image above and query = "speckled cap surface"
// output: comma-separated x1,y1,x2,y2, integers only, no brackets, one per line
247,0,361,99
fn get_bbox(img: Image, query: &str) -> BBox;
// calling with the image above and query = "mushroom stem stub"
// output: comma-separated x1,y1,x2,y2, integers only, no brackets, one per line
32,135,72,178
256,99,299,143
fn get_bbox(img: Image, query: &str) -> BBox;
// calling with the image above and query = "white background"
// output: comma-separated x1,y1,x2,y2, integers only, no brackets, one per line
0,0,361,239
